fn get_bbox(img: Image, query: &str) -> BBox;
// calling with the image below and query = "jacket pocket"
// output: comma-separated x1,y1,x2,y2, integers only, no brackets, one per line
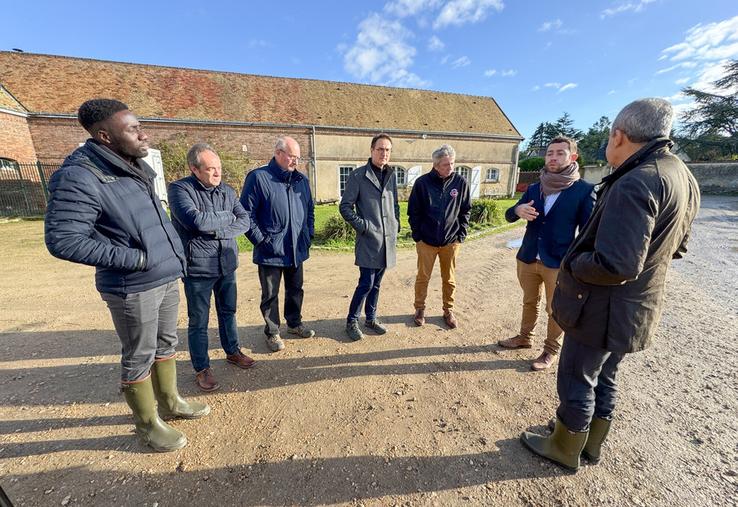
551,270,590,329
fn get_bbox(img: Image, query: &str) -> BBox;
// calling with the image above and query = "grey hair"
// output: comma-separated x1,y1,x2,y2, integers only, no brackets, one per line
432,144,456,165
611,98,673,143
187,142,217,169
275,136,288,151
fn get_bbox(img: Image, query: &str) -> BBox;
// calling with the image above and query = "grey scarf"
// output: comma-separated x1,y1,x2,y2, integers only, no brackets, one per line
540,161,580,196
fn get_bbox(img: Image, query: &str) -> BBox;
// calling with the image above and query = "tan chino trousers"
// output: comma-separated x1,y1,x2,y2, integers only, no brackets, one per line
516,259,563,355
414,240,460,311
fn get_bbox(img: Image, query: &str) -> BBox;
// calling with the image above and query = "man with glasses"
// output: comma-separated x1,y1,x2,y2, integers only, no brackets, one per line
339,133,400,341
240,136,315,352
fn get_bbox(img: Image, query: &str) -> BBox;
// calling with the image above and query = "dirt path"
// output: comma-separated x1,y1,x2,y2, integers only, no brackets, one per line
0,197,736,506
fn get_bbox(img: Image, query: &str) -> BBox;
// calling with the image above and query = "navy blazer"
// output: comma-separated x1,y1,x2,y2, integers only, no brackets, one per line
505,180,595,268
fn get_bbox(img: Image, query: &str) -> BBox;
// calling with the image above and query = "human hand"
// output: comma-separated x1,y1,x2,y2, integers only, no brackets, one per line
515,201,539,221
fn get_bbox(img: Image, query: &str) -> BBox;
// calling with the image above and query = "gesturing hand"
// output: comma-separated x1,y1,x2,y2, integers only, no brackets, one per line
515,200,539,221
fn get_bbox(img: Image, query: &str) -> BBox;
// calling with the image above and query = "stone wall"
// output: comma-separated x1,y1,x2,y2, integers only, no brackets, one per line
687,162,738,194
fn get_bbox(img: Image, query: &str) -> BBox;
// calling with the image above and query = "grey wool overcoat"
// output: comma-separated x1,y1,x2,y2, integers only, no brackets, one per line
339,161,400,269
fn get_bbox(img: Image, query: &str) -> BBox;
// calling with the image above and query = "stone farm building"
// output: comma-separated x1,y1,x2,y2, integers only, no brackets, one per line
0,52,522,205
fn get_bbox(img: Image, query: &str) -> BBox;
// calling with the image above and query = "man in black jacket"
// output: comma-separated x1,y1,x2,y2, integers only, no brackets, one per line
521,98,700,471
408,144,471,329
45,99,209,453
169,143,256,392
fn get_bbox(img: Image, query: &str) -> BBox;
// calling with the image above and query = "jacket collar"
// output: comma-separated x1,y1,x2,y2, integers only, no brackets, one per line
189,174,219,193
600,137,672,191
267,157,303,183
364,158,393,191
84,139,155,180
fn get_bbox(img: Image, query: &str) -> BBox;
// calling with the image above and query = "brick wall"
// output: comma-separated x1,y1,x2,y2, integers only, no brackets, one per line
0,112,37,162
27,116,313,173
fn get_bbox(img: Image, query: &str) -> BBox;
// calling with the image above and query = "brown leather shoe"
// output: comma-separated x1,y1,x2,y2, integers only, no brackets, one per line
498,335,533,349
195,368,220,392
226,350,256,369
443,310,458,329
413,308,425,327
531,352,556,371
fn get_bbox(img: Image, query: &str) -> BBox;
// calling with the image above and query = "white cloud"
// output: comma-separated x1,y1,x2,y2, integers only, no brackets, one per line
434,0,504,29
558,83,578,93
540,82,577,93
601,0,656,19
451,56,471,68
343,13,429,88
501,69,517,77
532,85,541,91
538,19,562,32
385,0,442,17
428,35,445,51
659,15,738,94
484,69,497,77
661,16,738,64
247,39,268,48
608,89,617,95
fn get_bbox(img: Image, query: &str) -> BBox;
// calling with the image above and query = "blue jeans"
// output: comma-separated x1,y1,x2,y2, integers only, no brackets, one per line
183,272,240,372
347,267,386,324
556,335,626,431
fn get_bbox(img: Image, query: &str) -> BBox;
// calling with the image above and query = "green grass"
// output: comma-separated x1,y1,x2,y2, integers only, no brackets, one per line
237,196,519,252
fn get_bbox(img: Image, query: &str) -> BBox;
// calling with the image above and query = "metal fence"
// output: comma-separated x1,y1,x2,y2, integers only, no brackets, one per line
0,161,61,217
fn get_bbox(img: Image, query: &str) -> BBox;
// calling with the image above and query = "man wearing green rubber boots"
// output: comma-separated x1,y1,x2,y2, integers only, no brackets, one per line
45,99,209,452
520,98,700,471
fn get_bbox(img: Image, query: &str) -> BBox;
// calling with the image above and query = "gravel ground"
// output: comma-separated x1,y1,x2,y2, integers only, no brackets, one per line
0,195,736,506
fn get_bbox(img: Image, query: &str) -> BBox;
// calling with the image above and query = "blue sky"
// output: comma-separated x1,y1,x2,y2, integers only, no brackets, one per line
2,1,737,142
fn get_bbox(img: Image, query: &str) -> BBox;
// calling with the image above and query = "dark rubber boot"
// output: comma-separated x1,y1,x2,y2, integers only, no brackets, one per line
582,417,611,464
151,357,210,420
520,417,588,471
122,376,187,452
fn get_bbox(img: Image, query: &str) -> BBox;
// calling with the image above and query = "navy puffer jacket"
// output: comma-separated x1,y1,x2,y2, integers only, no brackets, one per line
168,175,250,277
240,159,314,267
45,140,186,295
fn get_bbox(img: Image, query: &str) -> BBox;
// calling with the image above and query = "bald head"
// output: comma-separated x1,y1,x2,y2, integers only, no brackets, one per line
274,136,301,171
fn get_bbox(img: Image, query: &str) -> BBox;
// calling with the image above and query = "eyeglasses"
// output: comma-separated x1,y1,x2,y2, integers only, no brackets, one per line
278,149,301,163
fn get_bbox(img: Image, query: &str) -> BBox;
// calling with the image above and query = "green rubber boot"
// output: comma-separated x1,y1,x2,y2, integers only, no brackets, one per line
151,357,211,420
582,417,611,464
122,376,187,452
520,417,588,471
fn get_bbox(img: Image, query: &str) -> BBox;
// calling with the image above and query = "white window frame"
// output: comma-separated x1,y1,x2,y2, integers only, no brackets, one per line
485,167,500,182
456,165,471,181
391,165,407,187
338,165,355,197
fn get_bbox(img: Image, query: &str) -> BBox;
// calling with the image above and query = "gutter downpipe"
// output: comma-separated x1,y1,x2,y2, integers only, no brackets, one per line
509,143,520,197
309,125,317,201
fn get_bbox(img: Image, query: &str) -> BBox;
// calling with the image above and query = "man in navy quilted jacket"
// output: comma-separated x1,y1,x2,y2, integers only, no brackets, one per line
499,136,595,371
45,99,209,453
169,143,256,392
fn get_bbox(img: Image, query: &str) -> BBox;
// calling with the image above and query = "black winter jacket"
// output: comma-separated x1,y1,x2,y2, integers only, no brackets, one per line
45,140,186,295
168,175,250,278
408,169,471,247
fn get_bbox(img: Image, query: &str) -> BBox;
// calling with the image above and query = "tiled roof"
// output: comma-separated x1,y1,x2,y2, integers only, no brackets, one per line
0,52,521,137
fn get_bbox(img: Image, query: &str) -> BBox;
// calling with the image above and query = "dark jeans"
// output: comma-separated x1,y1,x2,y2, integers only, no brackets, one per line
347,267,386,324
258,264,304,336
183,272,240,372
100,281,179,383
556,335,626,431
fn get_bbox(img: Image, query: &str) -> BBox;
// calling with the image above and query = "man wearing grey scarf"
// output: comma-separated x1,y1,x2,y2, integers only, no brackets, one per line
499,136,595,371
